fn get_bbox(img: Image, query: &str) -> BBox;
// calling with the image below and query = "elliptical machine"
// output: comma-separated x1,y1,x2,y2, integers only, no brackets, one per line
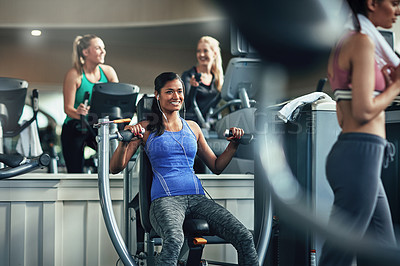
0,77,50,178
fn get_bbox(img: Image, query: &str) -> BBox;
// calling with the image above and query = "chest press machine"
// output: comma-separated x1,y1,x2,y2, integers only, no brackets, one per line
97,95,246,265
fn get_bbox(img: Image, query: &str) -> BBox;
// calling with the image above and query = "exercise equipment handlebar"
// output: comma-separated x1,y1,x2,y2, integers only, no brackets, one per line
224,129,254,145
0,153,50,180
111,128,145,142
96,118,137,266
93,118,132,128
83,91,90,108
0,153,27,168
79,92,98,137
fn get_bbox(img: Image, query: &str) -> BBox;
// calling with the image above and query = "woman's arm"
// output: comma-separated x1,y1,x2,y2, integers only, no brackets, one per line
110,122,148,174
63,68,86,120
351,34,400,123
190,121,243,174
110,141,136,174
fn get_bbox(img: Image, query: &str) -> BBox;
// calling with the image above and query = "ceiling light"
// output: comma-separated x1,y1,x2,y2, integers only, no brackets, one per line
31,30,42,37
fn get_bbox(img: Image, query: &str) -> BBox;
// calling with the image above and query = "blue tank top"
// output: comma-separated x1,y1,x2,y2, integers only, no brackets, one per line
145,118,205,201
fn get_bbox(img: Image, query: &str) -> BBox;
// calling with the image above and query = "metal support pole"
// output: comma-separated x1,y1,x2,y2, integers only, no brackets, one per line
97,117,136,266
109,123,118,158
123,166,130,250
0,121,4,169
238,86,251,109
145,232,156,265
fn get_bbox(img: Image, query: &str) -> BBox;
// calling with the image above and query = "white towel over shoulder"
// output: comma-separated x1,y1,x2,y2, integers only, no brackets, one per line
358,14,400,68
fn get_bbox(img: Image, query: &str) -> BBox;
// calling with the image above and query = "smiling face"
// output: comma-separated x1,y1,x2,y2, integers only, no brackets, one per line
196,40,216,68
83,37,106,64
369,0,400,28
157,78,184,113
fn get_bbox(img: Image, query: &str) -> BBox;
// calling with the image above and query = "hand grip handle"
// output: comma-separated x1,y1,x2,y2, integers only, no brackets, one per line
224,129,254,145
32,89,39,112
118,128,145,142
83,91,90,108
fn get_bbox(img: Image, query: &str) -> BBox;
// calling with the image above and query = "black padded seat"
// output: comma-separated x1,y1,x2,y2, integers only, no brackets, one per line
183,219,210,236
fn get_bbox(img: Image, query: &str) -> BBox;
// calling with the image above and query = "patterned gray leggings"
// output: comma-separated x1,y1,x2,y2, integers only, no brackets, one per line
149,194,259,266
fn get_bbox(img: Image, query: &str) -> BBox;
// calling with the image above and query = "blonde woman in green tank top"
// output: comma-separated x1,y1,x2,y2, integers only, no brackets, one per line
61,34,118,173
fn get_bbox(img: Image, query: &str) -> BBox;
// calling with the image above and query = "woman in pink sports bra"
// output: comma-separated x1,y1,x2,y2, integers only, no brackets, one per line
319,0,400,265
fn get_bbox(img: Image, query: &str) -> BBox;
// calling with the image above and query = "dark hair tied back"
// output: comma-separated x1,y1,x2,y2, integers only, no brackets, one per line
346,0,370,32
147,72,185,136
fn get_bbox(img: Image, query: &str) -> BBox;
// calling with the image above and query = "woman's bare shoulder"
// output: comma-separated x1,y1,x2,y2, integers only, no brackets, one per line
63,67,81,90
348,32,374,52
186,120,201,135
337,32,374,67
100,64,118,82
100,64,113,72
64,67,81,80
186,119,200,128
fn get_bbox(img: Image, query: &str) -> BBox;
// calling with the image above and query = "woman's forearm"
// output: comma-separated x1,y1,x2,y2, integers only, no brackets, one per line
213,142,239,174
64,106,80,120
110,142,130,174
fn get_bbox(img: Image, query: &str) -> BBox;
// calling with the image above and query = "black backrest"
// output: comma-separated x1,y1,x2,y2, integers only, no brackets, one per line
138,146,153,232
137,95,155,232
136,94,154,122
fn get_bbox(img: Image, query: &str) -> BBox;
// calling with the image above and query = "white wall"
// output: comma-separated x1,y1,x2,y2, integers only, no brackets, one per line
0,173,255,265
0,174,124,266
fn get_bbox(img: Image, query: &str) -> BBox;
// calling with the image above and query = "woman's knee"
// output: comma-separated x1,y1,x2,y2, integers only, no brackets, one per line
226,226,254,249
239,229,254,244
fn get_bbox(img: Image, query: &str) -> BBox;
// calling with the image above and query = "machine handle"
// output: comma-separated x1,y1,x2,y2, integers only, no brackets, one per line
83,91,90,108
0,153,26,168
0,153,50,180
32,89,39,113
80,92,98,136
80,91,90,121
224,129,254,145
116,128,145,142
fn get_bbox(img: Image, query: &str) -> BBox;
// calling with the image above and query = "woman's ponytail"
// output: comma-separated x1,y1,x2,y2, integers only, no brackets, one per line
71,34,98,74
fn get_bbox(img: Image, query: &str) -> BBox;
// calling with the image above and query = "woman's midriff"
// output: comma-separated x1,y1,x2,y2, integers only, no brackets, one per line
336,100,386,139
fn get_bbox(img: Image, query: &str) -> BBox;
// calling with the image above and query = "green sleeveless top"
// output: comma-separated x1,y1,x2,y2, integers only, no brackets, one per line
64,66,108,124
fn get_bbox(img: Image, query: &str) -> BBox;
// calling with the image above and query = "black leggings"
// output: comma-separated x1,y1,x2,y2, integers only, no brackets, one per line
61,119,97,173
149,194,259,266
319,132,396,266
